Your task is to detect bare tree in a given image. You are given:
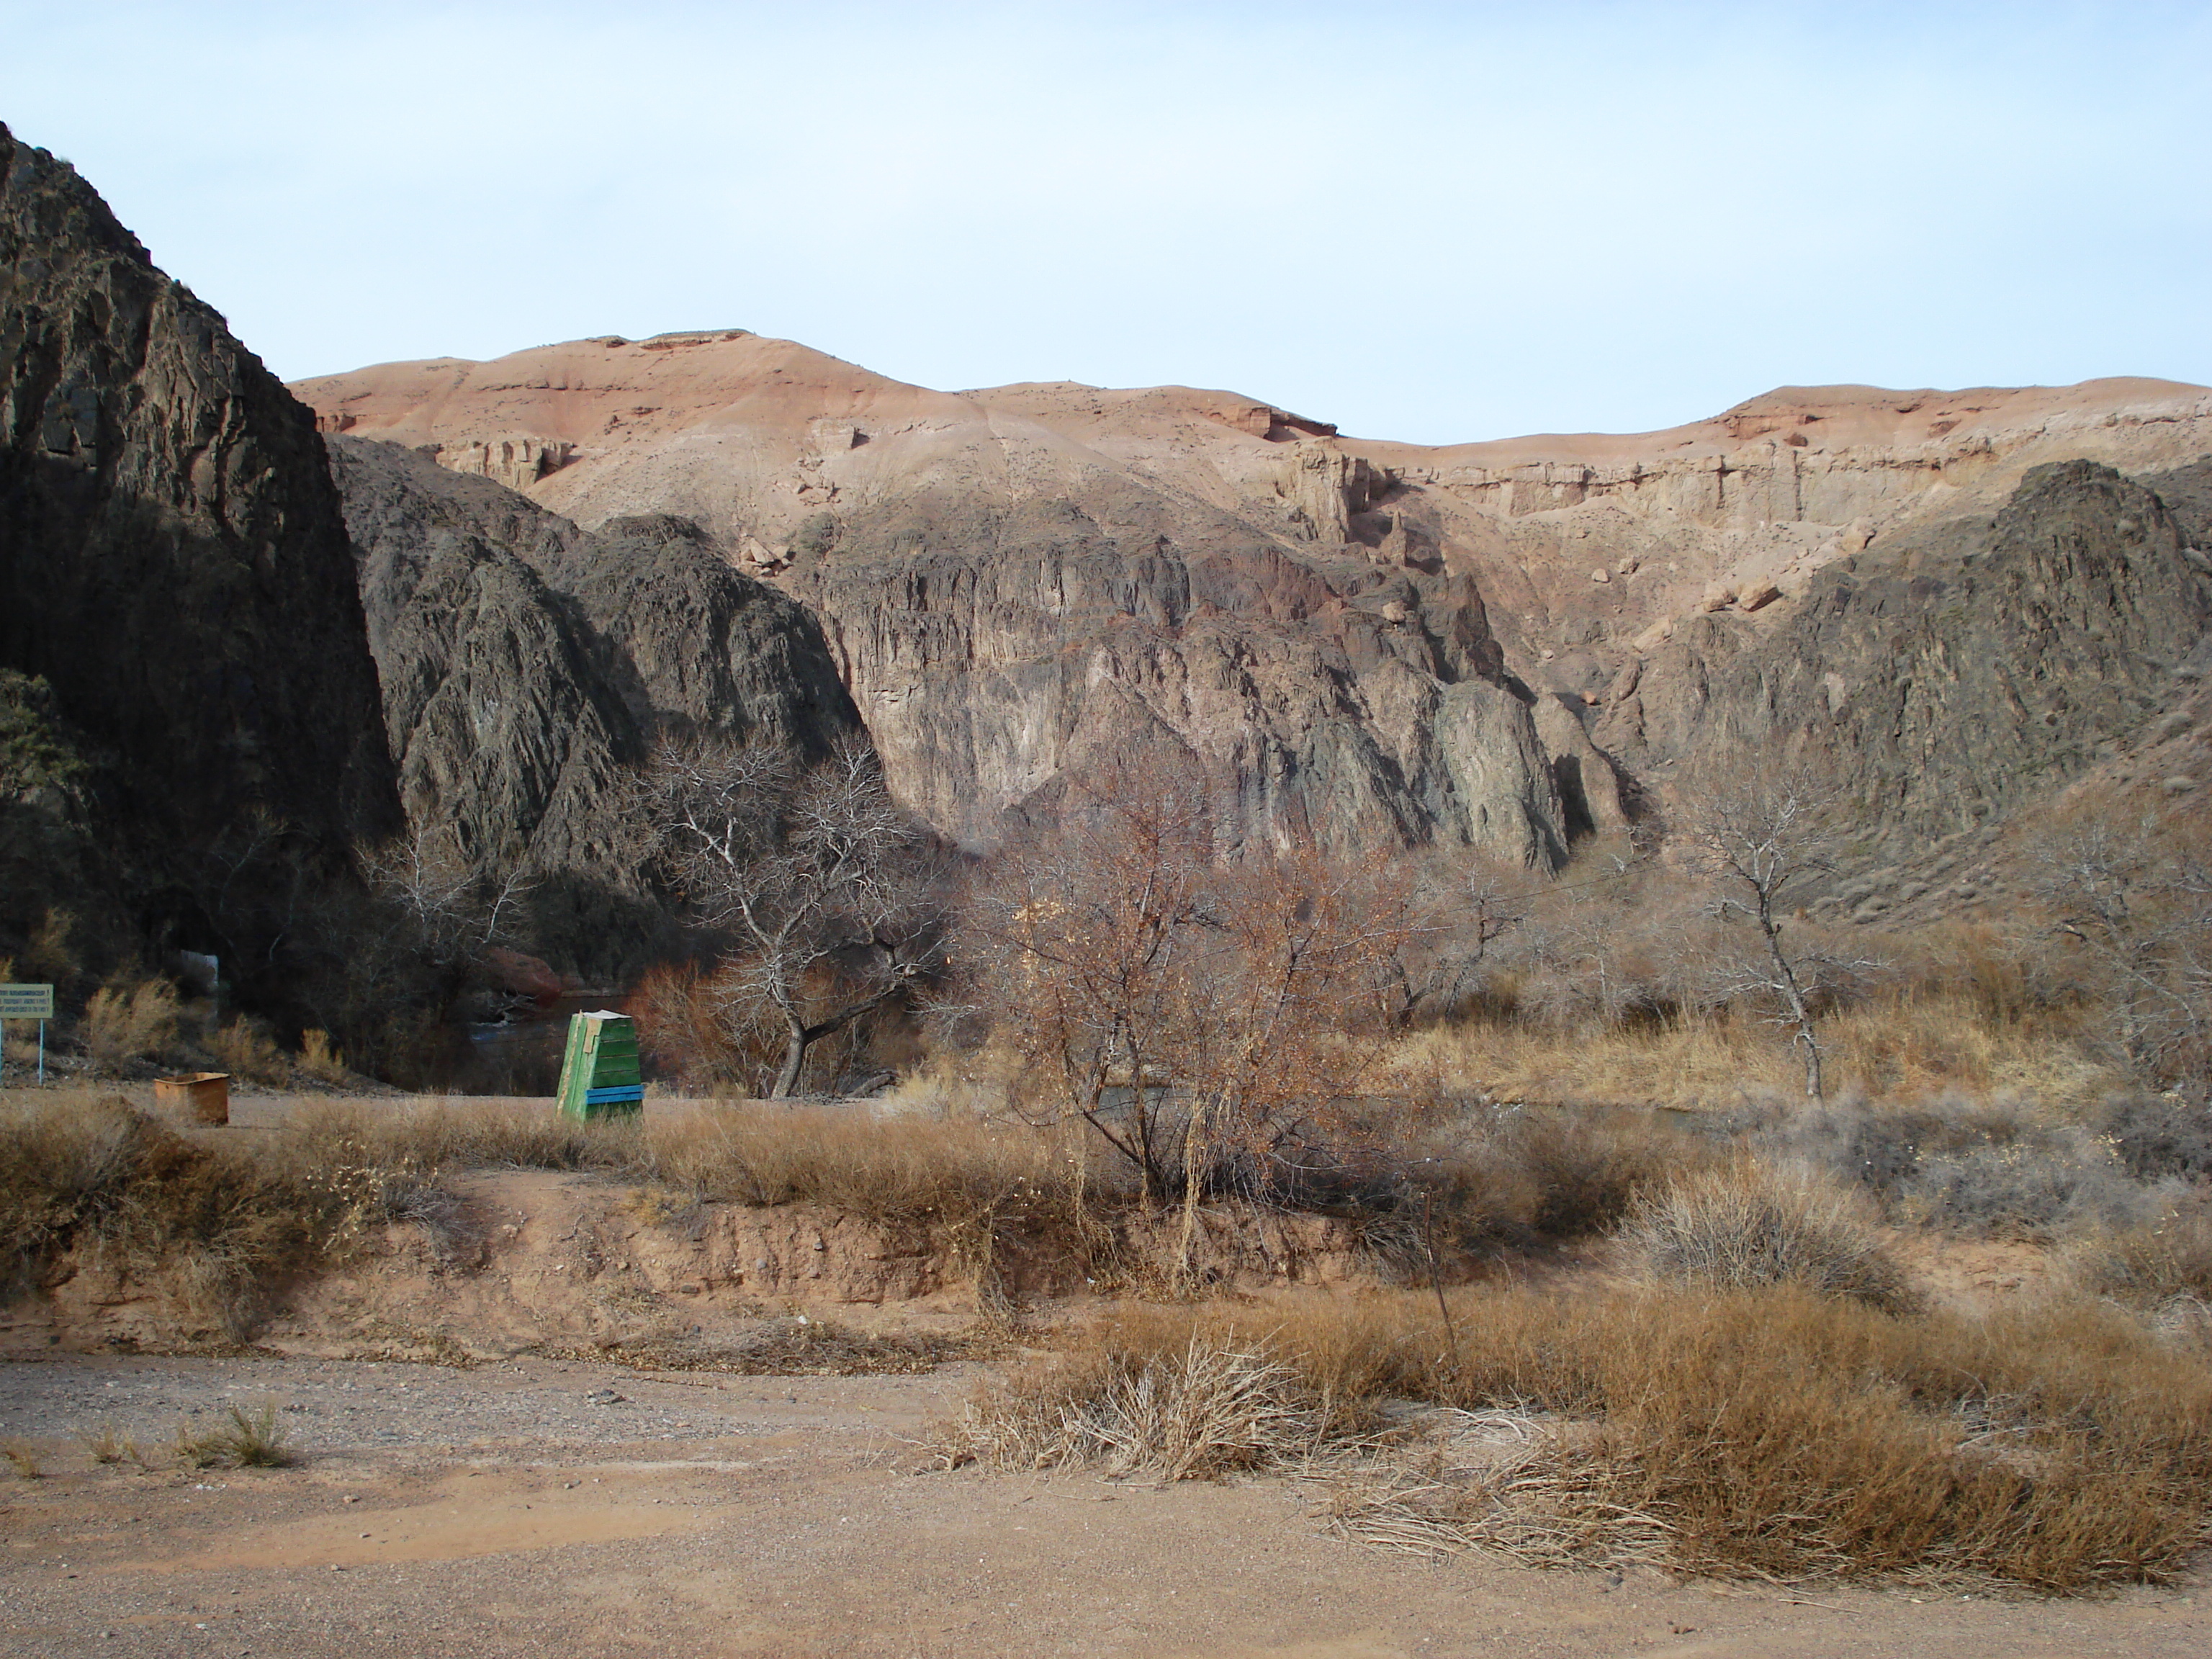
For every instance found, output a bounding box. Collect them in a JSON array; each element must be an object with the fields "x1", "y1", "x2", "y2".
[
  {"x1": 2031, "y1": 811, "x2": 2212, "y2": 1084},
  {"x1": 1166, "y1": 841, "x2": 1419, "y2": 1274},
  {"x1": 643, "y1": 734, "x2": 941, "y2": 1098},
  {"x1": 1683, "y1": 776, "x2": 1858, "y2": 1102},
  {"x1": 358, "y1": 822, "x2": 536, "y2": 972},
  {"x1": 961, "y1": 750, "x2": 1219, "y2": 1197},
  {"x1": 1382, "y1": 856, "x2": 1524, "y2": 1024},
  {"x1": 962, "y1": 750, "x2": 1420, "y2": 1272}
]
